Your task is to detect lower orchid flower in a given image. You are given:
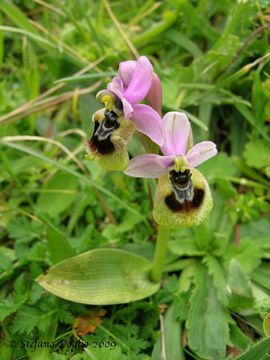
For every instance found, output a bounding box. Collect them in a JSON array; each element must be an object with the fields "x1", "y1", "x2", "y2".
[
  {"x1": 125, "y1": 112, "x2": 217, "y2": 227},
  {"x1": 87, "y1": 56, "x2": 164, "y2": 171}
]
